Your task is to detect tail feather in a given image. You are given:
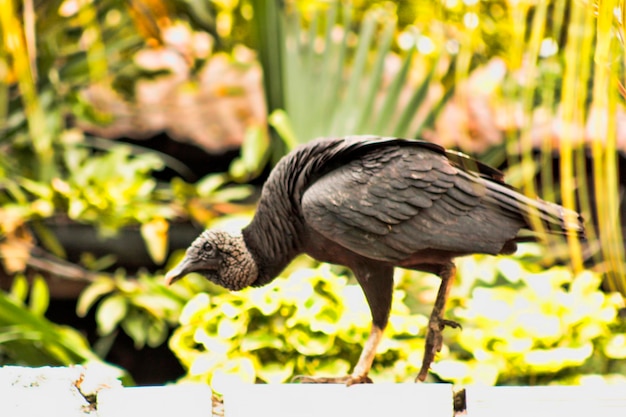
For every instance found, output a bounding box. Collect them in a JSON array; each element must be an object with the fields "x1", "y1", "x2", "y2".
[{"x1": 483, "y1": 180, "x2": 586, "y2": 240}]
